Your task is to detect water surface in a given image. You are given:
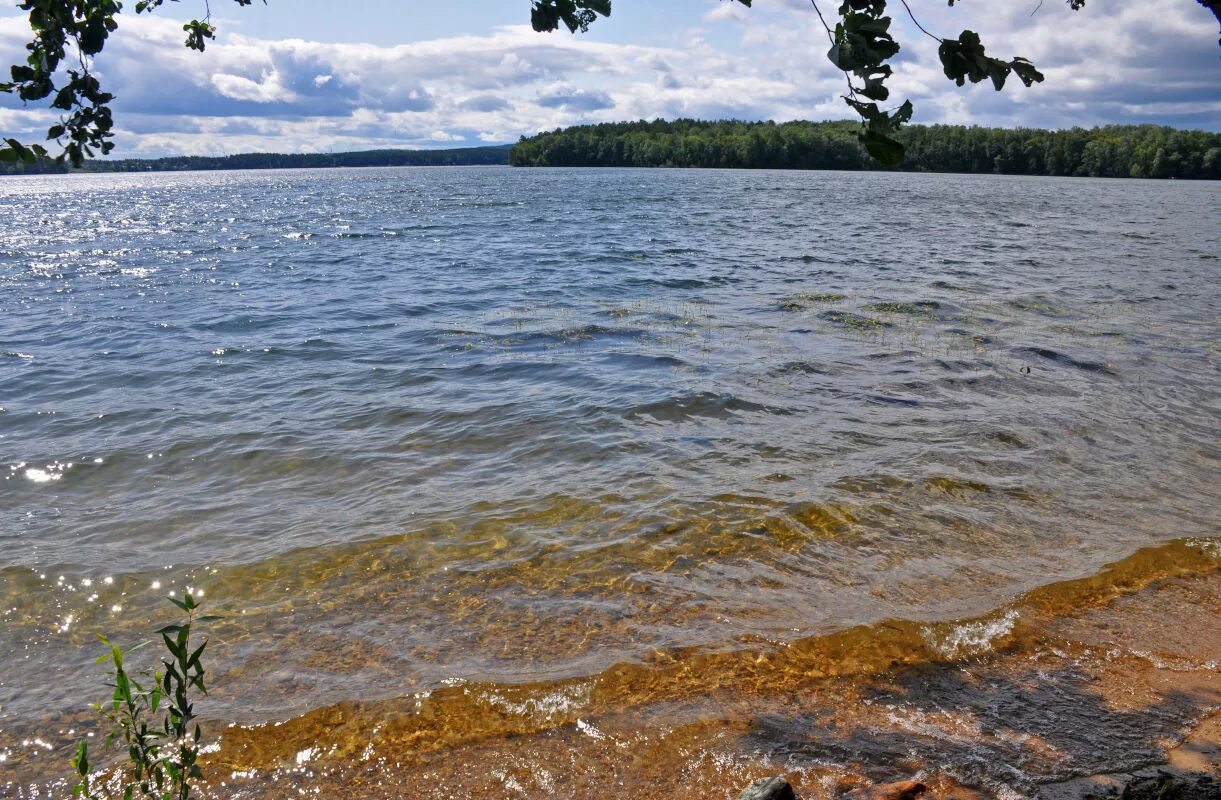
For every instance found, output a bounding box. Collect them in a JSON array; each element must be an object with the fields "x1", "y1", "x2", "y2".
[{"x1": 0, "y1": 167, "x2": 1218, "y2": 796}]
